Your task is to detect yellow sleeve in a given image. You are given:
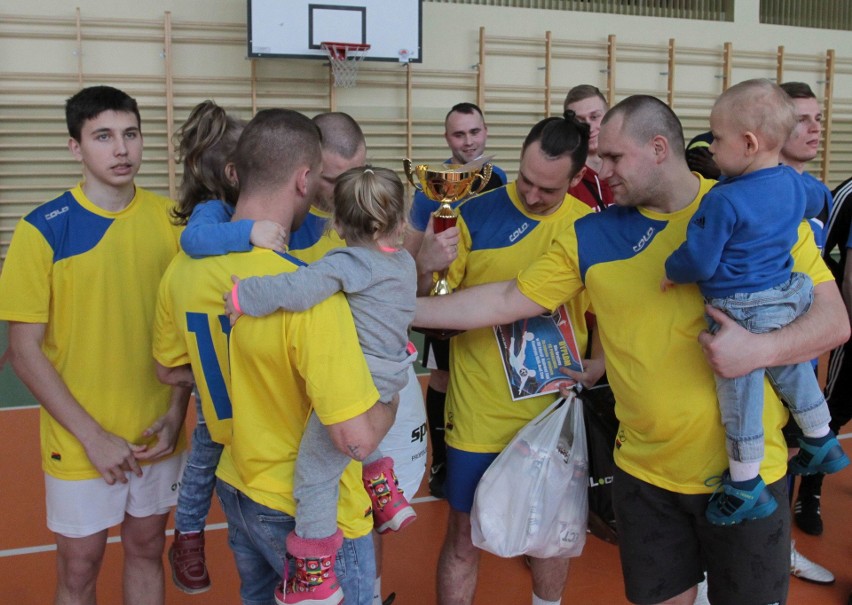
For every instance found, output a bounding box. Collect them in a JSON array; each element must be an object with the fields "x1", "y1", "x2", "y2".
[
  {"x1": 516, "y1": 228, "x2": 585, "y2": 312},
  {"x1": 0, "y1": 220, "x2": 53, "y2": 323},
  {"x1": 152, "y1": 258, "x2": 190, "y2": 368}
]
